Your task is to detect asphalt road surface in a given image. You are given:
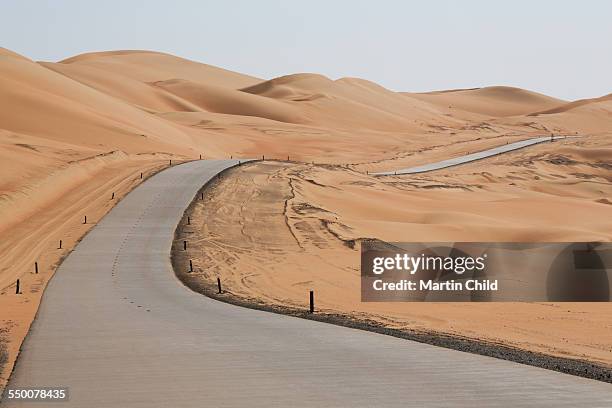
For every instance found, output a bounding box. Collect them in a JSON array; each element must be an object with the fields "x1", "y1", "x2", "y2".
[
  {"x1": 374, "y1": 136, "x2": 567, "y2": 175},
  {"x1": 5, "y1": 159, "x2": 612, "y2": 407}
]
